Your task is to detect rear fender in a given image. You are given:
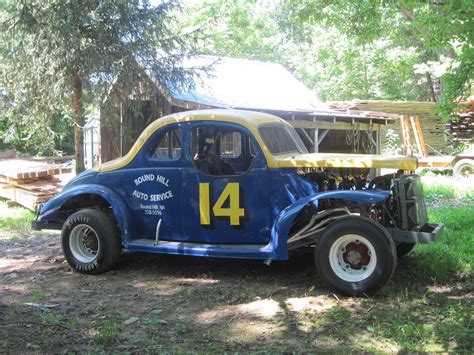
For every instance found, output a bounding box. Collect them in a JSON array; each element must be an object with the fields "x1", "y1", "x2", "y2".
[
  {"x1": 37, "y1": 184, "x2": 135, "y2": 245},
  {"x1": 270, "y1": 190, "x2": 390, "y2": 259}
]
